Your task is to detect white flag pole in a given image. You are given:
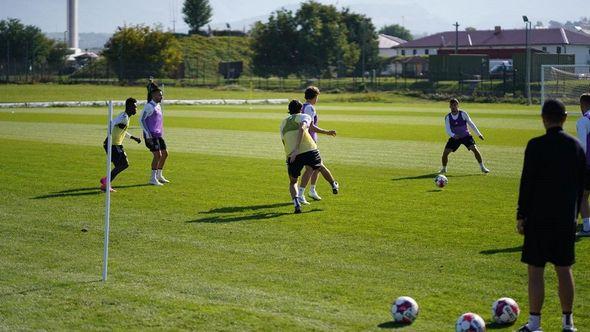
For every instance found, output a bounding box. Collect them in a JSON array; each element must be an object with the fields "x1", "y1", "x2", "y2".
[{"x1": 102, "y1": 100, "x2": 113, "y2": 282}]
